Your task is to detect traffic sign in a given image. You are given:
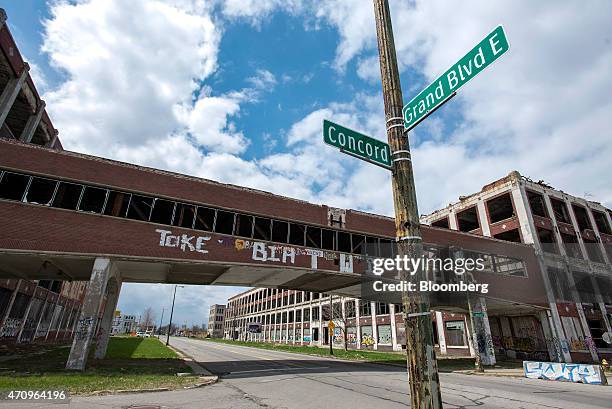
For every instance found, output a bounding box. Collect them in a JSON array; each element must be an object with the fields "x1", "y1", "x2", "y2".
[
  {"x1": 472, "y1": 311, "x2": 485, "y2": 318},
  {"x1": 403, "y1": 25, "x2": 509, "y2": 131},
  {"x1": 328, "y1": 320, "x2": 335, "y2": 331},
  {"x1": 323, "y1": 119, "x2": 392, "y2": 170}
]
